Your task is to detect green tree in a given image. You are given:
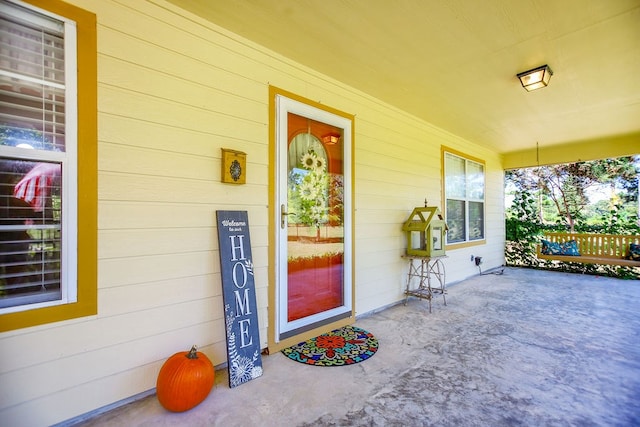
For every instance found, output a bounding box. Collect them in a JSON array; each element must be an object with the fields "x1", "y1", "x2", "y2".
[
  {"x1": 506, "y1": 156, "x2": 638, "y2": 232},
  {"x1": 505, "y1": 191, "x2": 541, "y2": 241},
  {"x1": 505, "y1": 156, "x2": 639, "y2": 278},
  {"x1": 505, "y1": 190, "x2": 544, "y2": 266}
]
